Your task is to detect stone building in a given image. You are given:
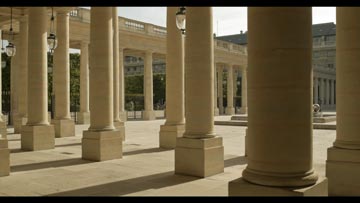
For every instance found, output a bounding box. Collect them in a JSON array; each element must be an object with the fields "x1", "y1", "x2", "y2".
[{"x1": 217, "y1": 22, "x2": 336, "y2": 110}]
